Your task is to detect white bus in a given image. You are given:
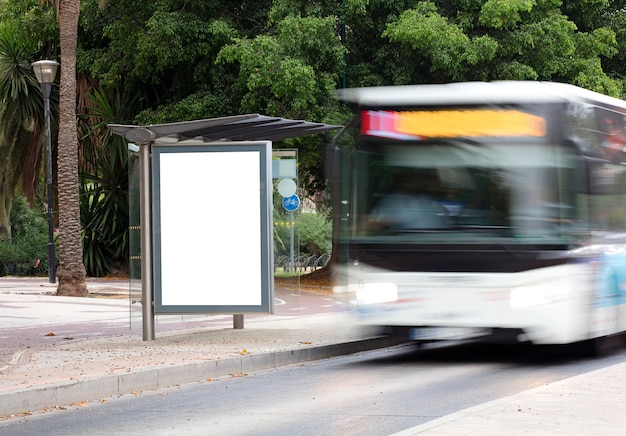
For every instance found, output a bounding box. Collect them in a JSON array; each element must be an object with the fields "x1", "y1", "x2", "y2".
[{"x1": 330, "y1": 81, "x2": 626, "y2": 349}]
